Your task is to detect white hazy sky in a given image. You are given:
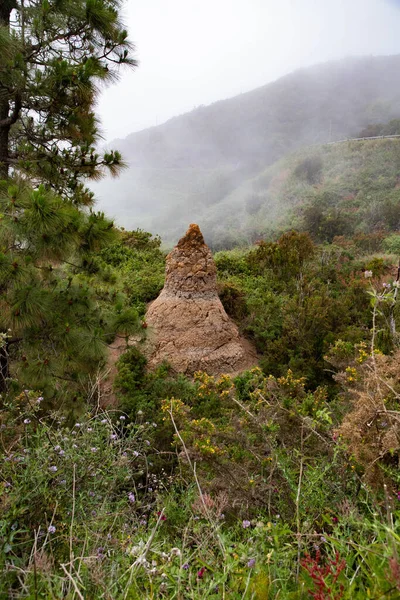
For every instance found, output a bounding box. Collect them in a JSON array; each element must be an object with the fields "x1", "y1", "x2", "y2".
[{"x1": 97, "y1": 0, "x2": 400, "y2": 141}]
